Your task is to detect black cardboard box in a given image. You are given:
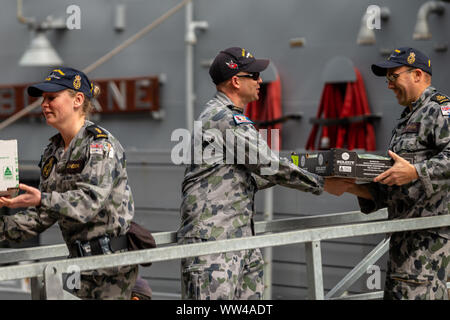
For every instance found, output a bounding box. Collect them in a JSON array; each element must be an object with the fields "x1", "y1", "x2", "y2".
[{"x1": 291, "y1": 148, "x2": 415, "y2": 181}]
